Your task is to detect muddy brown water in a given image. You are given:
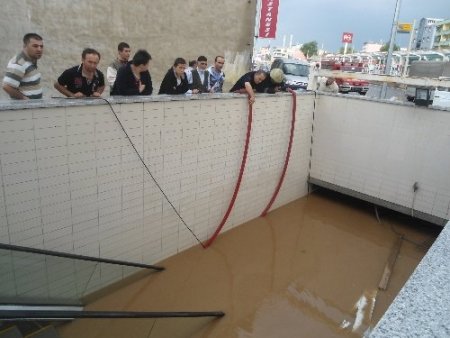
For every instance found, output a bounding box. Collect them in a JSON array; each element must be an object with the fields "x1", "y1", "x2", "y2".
[{"x1": 58, "y1": 190, "x2": 439, "y2": 338}]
